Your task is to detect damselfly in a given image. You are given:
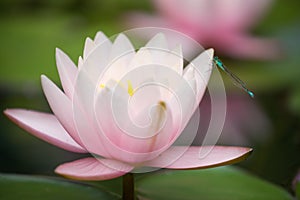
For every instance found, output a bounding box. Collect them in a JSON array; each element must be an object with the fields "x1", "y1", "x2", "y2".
[{"x1": 213, "y1": 56, "x2": 254, "y2": 98}]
